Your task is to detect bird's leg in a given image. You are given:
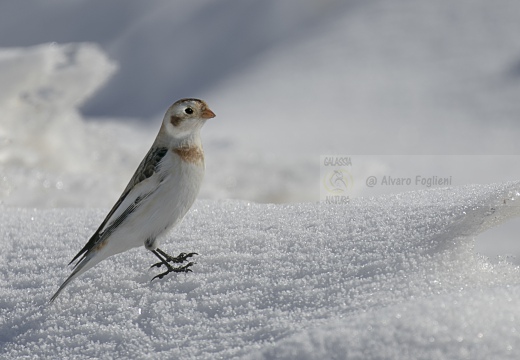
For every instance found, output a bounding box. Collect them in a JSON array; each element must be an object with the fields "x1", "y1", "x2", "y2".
[{"x1": 150, "y1": 249, "x2": 197, "y2": 281}]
